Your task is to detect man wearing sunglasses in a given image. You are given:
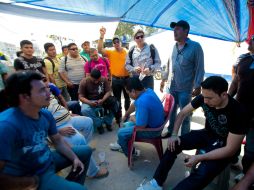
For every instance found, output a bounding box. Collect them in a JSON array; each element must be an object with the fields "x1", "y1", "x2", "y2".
[
  {"x1": 125, "y1": 29, "x2": 161, "y2": 90},
  {"x1": 98, "y1": 27, "x2": 130, "y2": 125},
  {"x1": 229, "y1": 35, "x2": 254, "y2": 190},
  {"x1": 59, "y1": 43, "x2": 86, "y2": 101}
]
